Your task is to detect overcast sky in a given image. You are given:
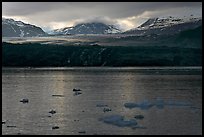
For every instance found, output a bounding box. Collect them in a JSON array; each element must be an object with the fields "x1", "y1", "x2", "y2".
[{"x1": 2, "y1": 2, "x2": 202, "y2": 32}]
